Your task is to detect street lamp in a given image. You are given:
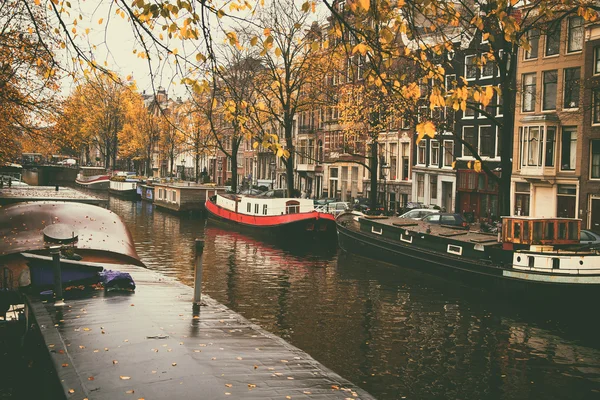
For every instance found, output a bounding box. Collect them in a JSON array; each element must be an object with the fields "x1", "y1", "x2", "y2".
[
  {"x1": 269, "y1": 161, "x2": 276, "y2": 189},
  {"x1": 381, "y1": 163, "x2": 390, "y2": 214}
]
